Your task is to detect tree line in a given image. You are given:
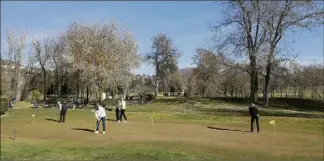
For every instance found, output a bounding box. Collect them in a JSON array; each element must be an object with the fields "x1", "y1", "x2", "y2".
[{"x1": 1, "y1": 1, "x2": 323, "y2": 107}]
